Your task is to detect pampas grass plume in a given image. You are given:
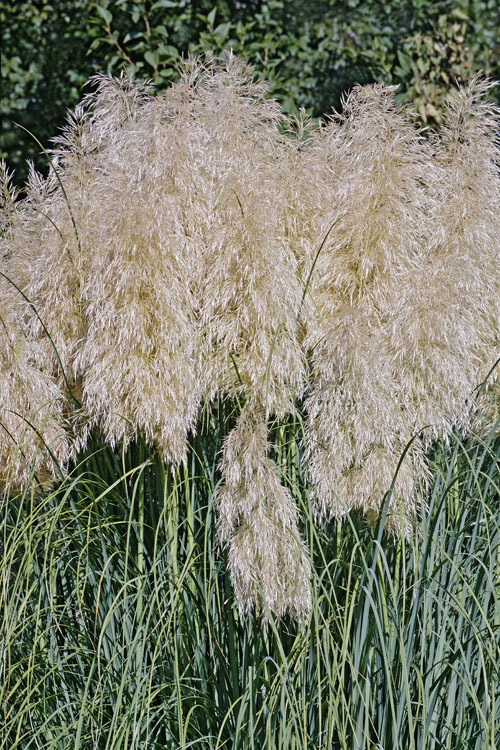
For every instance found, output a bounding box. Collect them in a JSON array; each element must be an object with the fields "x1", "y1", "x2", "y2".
[
  {"x1": 1, "y1": 57, "x2": 499, "y2": 617},
  {"x1": 1, "y1": 164, "x2": 70, "y2": 488}
]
